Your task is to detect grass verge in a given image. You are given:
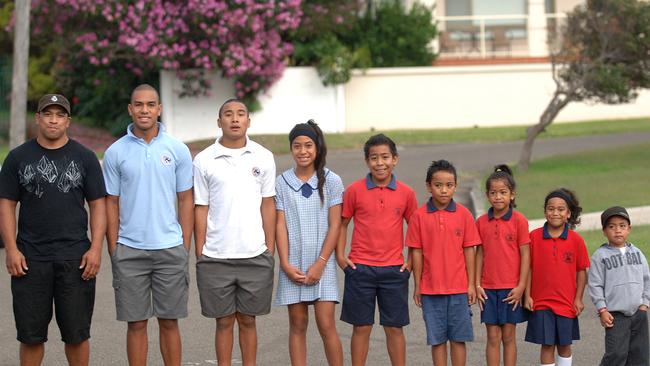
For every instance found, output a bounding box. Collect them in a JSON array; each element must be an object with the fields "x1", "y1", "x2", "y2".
[
  {"x1": 510, "y1": 141, "x2": 650, "y2": 220},
  {"x1": 189, "y1": 117, "x2": 650, "y2": 155}
]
